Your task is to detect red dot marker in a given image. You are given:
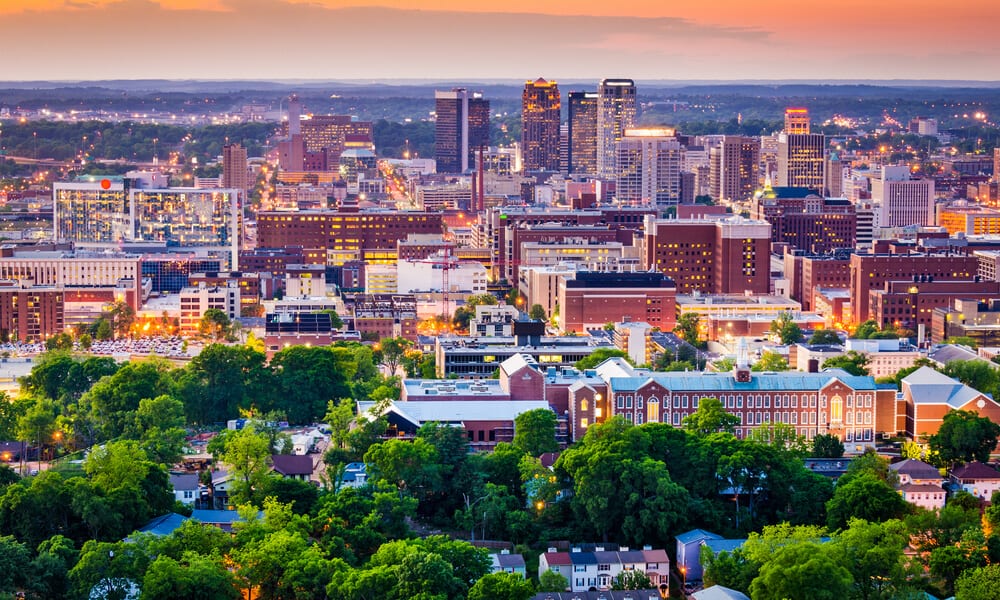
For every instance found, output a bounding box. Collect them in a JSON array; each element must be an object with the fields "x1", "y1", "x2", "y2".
[{"x1": 100, "y1": 179, "x2": 111, "y2": 190}]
